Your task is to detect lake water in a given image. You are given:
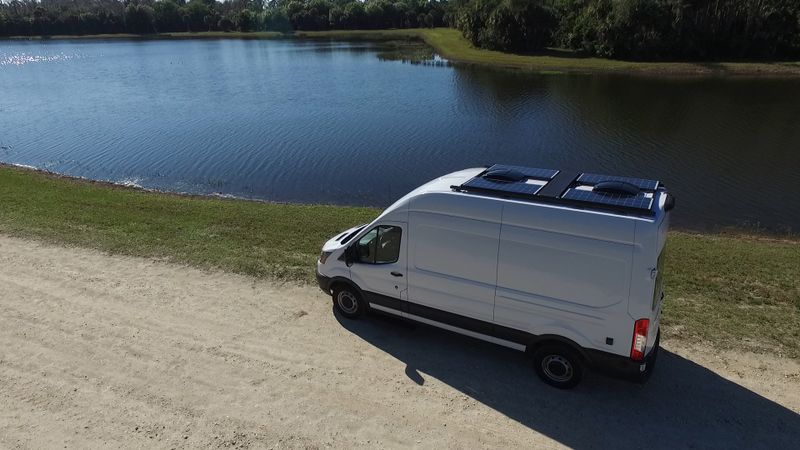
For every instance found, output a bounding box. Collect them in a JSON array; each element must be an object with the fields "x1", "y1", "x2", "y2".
[{"x1": 2, "y1": 38, "x2": 799, "y2": 232}]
